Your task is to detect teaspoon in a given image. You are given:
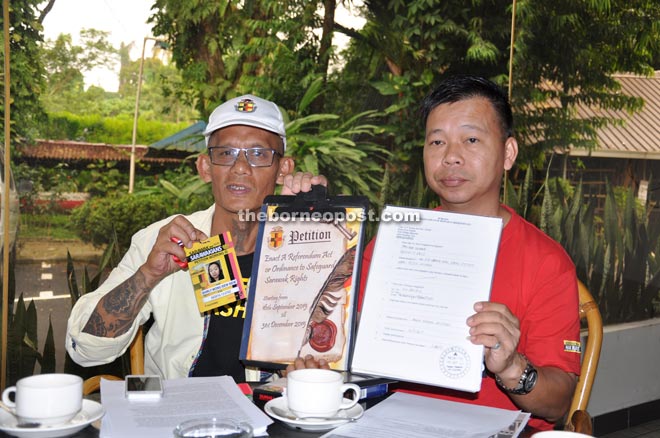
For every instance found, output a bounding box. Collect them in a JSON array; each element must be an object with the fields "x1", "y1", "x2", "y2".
[{"x1": 270, "y1": 406, "x2": 357, "y2": 423}]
